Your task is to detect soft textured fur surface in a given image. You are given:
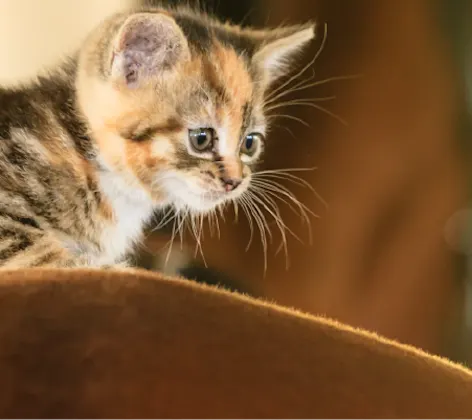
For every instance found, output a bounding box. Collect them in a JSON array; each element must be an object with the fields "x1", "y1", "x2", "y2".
[
  {"x1": 0, "y1": 5, "x2": 313, "y2": 269},
  {"x1": 0, "y1": 268, "x2": 471, "y2": 418}
]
